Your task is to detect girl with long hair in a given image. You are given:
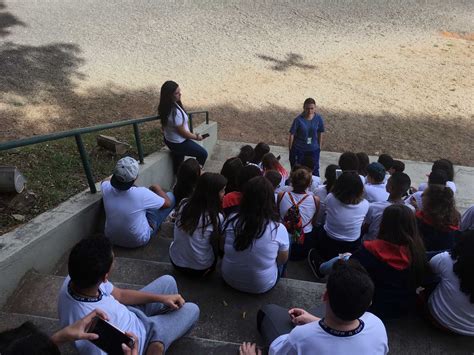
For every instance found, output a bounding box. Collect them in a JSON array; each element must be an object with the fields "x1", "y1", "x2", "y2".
[
  {"x1": 427, "y1": 230, "x2": 474, "y2": 335},
  {"x1": 158, "y1": 80, "x2": 208, "y2": 173},
  {"x1": 220, "y1": 157, "x2": 243, "y2": 194},
  {"x1": 173, "y1": 158, "x2": 201, "y2": 208},
  {"x1": 221, "y1": 176, "x2": 289, "y2": 293},
  {"x1": 318, "y1": 204, "x2": 428, "y2": 319},
  {"x1": 417, "y1": 184, "x2": 460, "y2": 253},
  {"x1": 169, "y1": 173, "x2": 227, "y2": 277},
  {"x1": 262, "y1": 153, "x2": 289, "y2": 186}
]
